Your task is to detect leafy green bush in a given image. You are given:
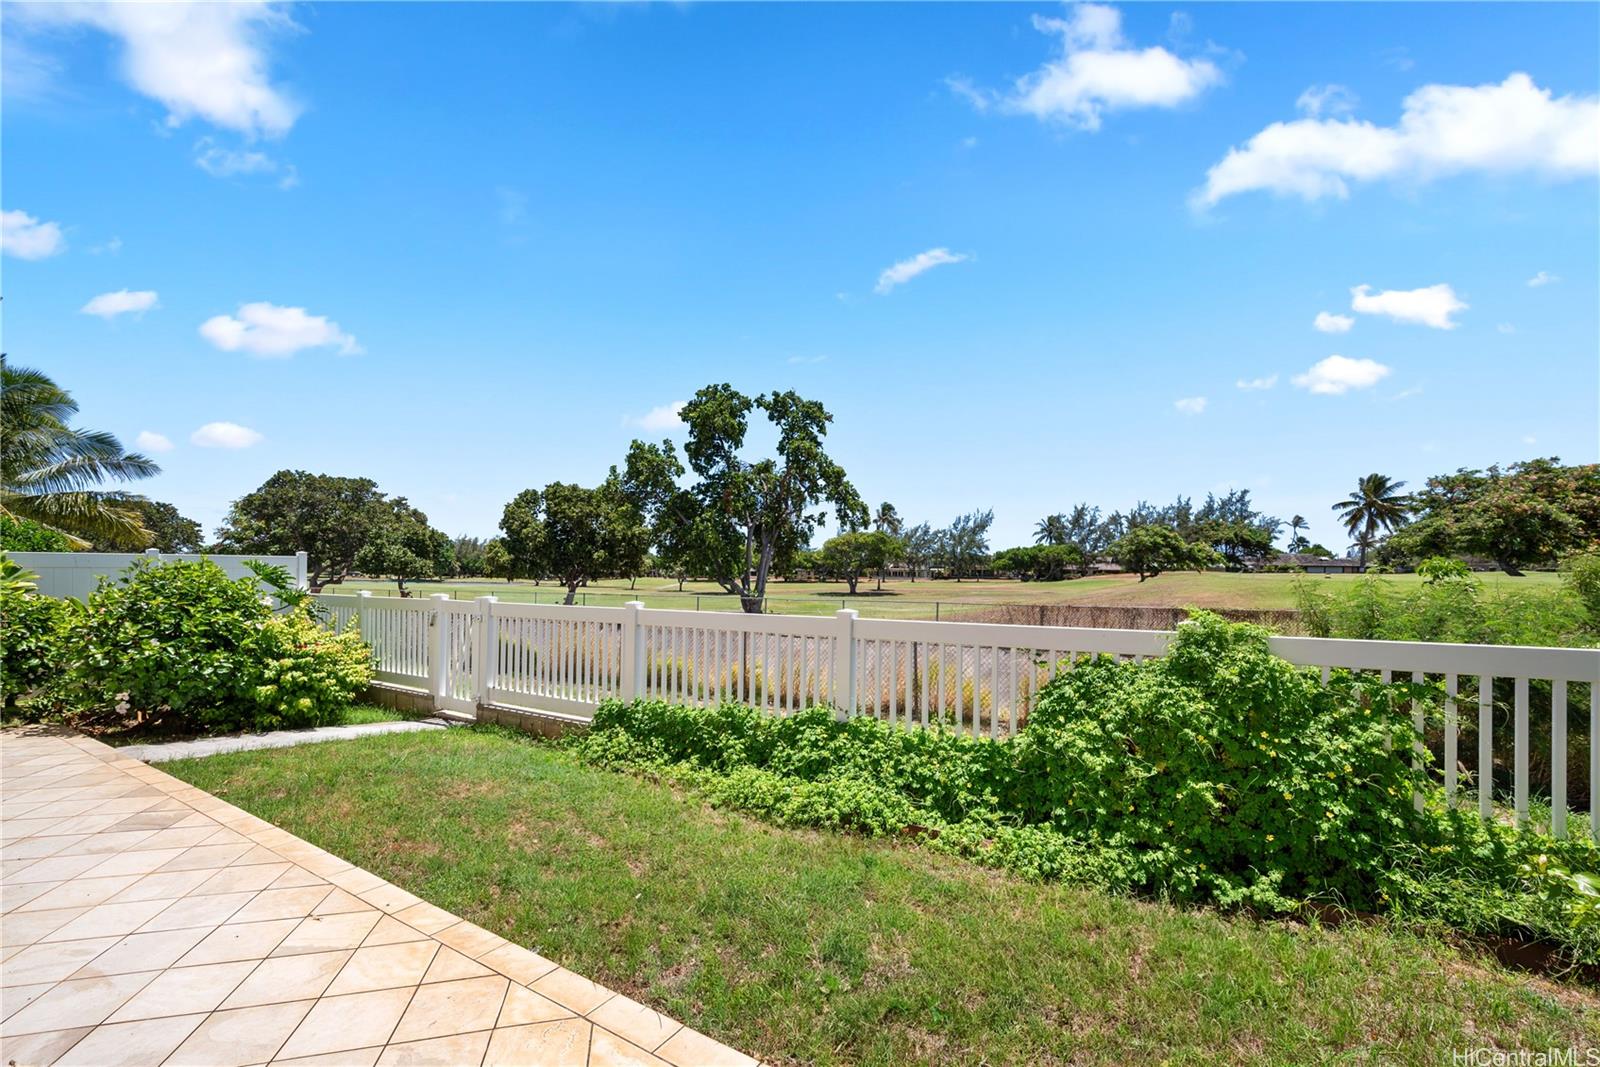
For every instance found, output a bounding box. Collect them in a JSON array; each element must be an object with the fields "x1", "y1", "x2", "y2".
[
  {"x1": 0, "y1": 516, "x2": 71, "y2": 552},
  {"x1": 1415, "y1": 556, "x2": 1470, "y2": 583},
  {"x1": 579, "y1": 613, "x2": 1600, "y2": 960},
  {"x1": 63, "y1": 558, "x2": 372, "y2": 733},
  {"x1": 0, "y1": 557, "x2": 69, "y2": 708},
  {"x1": 1562, "y1": 552, "x2": 1600, "y2": 633},
  {"x1": 1292, "y1": 574, "x2": 1591, "y2": 647}
]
